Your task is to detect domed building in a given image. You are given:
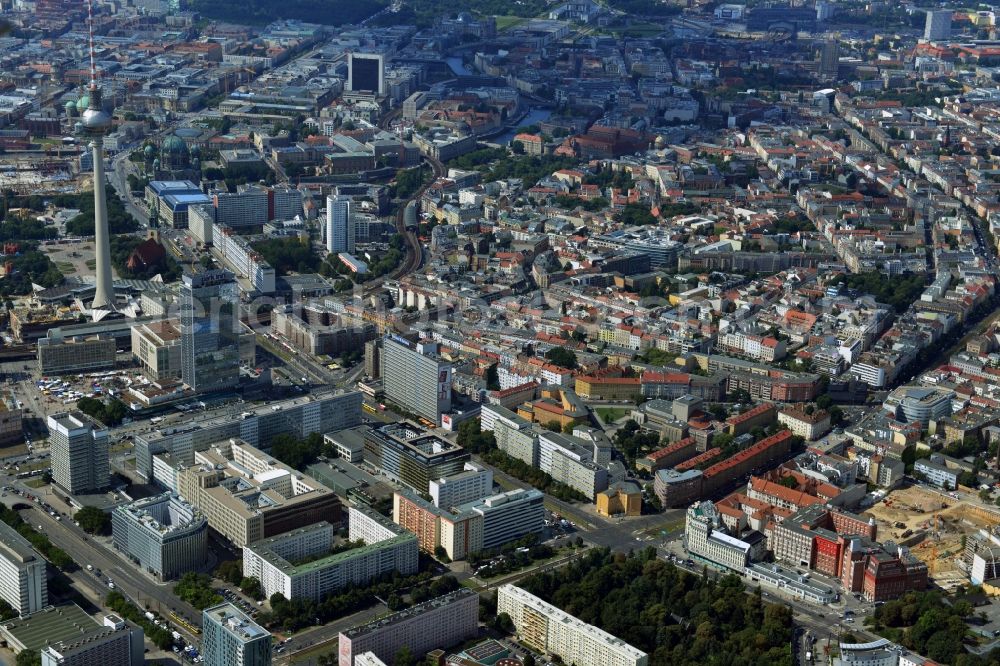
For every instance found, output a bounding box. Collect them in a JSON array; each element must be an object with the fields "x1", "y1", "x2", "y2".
[
  {"x1": 161, "y1": 135, "x2": 190, "y2": 171},
  {"x1": 147, "y1": 133, "x2": 199, "y2": 181}
]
